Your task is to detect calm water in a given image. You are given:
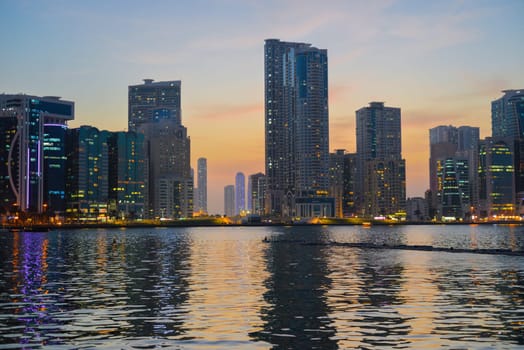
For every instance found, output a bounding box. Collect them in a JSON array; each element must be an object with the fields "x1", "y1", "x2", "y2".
[{"x1": 0, "y1": 225, "x2": 524, "y2": 349}]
